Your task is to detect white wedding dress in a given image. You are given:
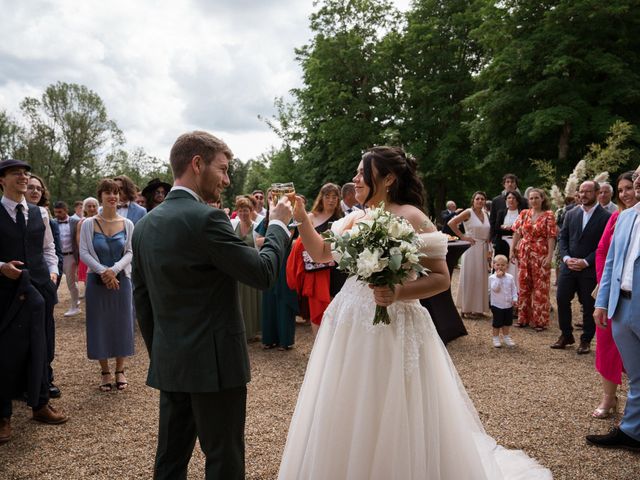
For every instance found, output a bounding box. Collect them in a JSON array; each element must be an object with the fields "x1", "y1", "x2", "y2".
[{"x1": 278, "y1": 215, "x2": 552, "y2": 480}]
